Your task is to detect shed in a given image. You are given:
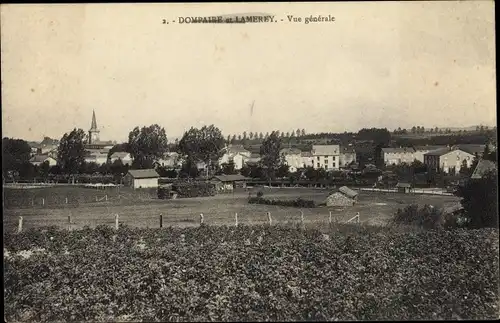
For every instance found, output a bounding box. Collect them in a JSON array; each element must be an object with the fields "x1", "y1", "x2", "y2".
[
  {"x1": 211, "y1": 174, "x2": 249, "y2": 191},
  {"x1": 396, "y1": 182, "x2": 412, "y2": 193},
  {"x1": 124, "y1": 169, "x2": 160, "y2": 189},
  {"x1": 338, "y1": 186, "x2": 358, "y2": 200}
]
